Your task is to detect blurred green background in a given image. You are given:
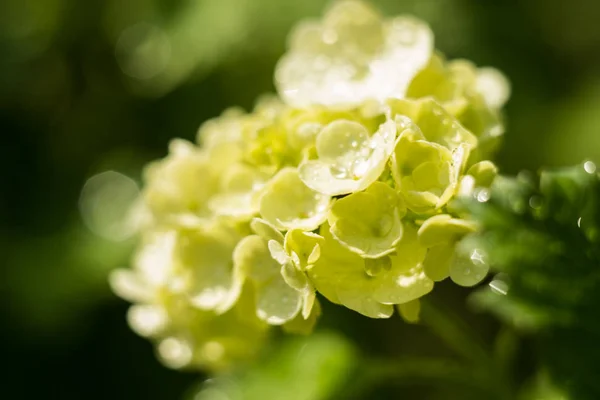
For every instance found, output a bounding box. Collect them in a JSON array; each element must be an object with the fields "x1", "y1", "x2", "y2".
[{"x1": 2, "y1": 0, "x2": 600, "y2": 398}]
